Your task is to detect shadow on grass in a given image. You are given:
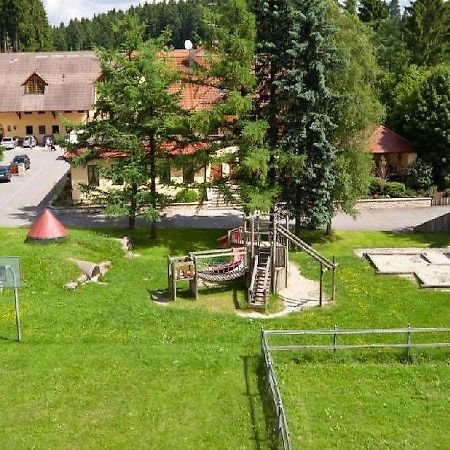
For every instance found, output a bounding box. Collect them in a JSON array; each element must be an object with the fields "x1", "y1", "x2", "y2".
[
  {"x1": 243, "y1": 354, "x2": 279, "y2": 450},
  {"x1": 88, "y1": 227, "x2": 226, "y2": 257}
]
